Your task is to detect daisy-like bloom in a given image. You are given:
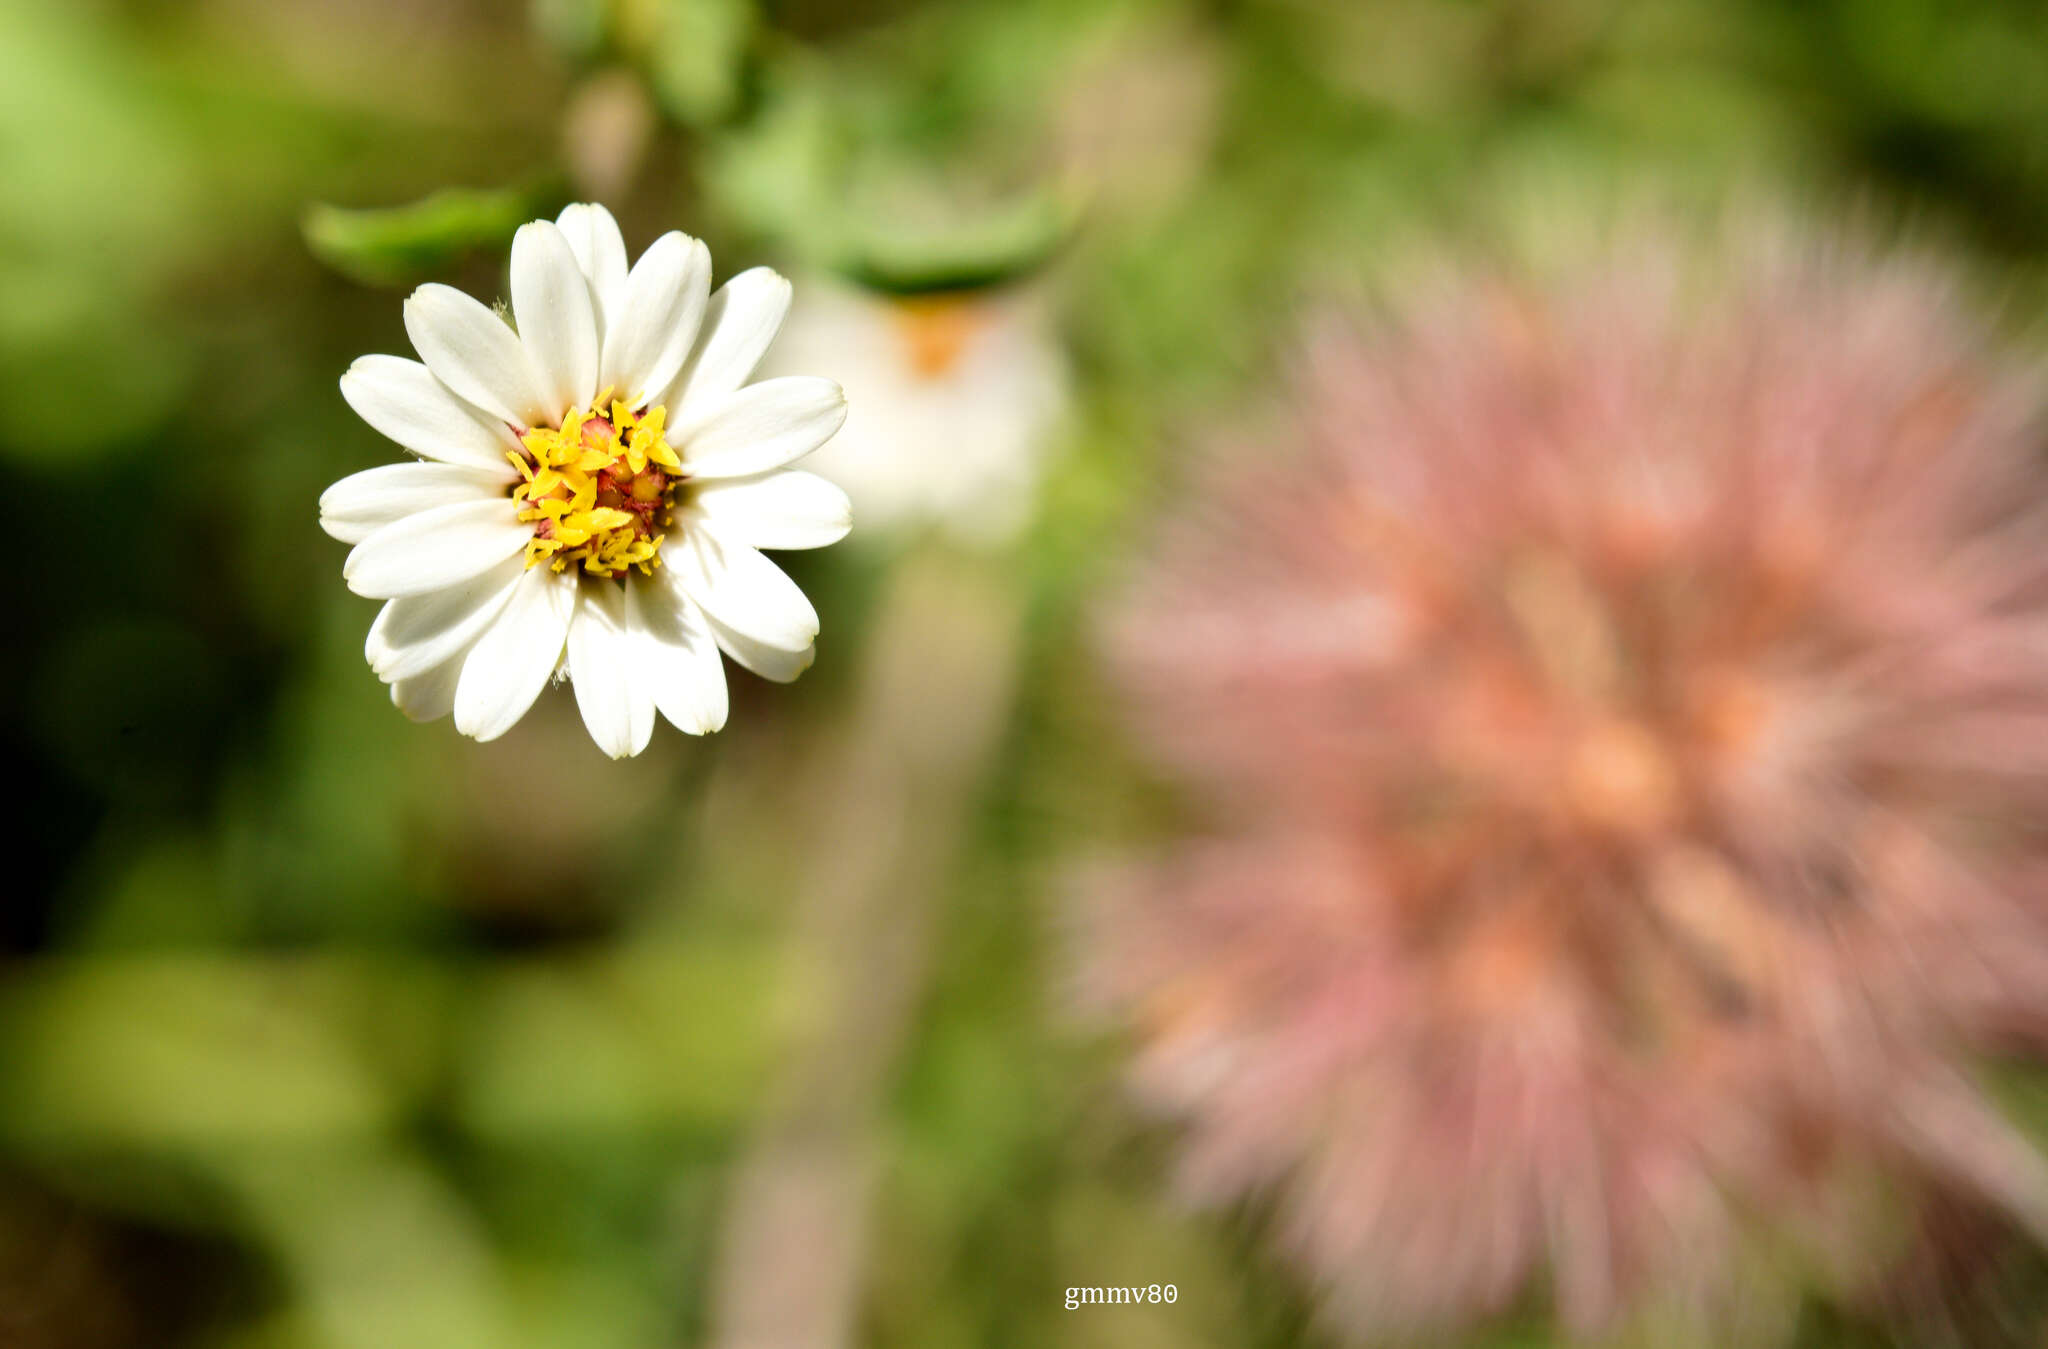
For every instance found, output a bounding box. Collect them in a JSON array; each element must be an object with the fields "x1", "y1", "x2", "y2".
[
  {"x1": 320, "y1": 203, "x2": 849, "y2": 756},
  {"x1": 1083, "y1": 223, "x2": 2048, "y2": 1342},
  {"x1": 766, "y1": 277, "x2": 1066, "y2": 547}
]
